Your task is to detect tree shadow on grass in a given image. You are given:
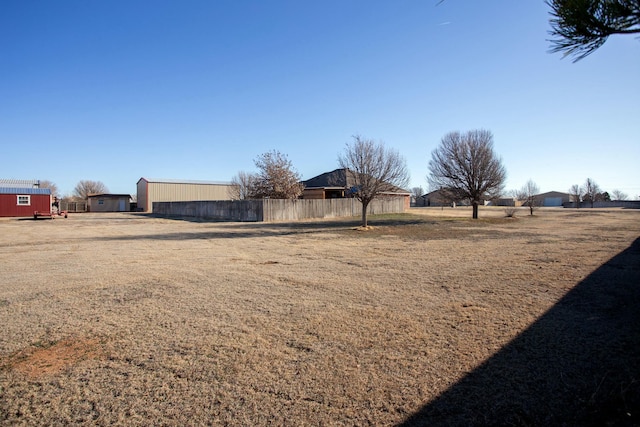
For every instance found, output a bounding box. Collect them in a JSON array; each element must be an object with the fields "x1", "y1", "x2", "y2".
[
  {"x1": 91, "y1": 214, "x2": 433, "y2": 241},
  {"x1": 400, "y1": 238, "x2": 640, "y2": 427},
  {"x1": 148, "y1": 213, "x2": 429, "y2": 228},
  {"x1": 88, "y1": 214, "x2": 433, "y2": 241}
]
